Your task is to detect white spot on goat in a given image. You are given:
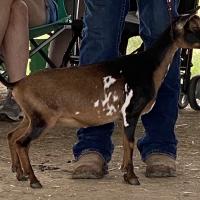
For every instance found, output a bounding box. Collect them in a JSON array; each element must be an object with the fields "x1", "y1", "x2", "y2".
[
  {"x1": 102, "y1": 92, "x2": 112, "y2": 107},
  {"x1": 94, "y1": 100, "x2": 100, "y2": 108},
  {"x1": 164, "y1": 64, "x2": 171, "y2": 79},
  {"x1": 167, "y1": 64, "x2": 171, "y2": 72},
  {"x1": 113, "y1": 95, "x2": 119, "y2": 102},
  {"x1": 101, "y1": 91, "x2": 118, "y2": 116},
  {"x1": 106, "y1": 104, "x2": 117, "y2": 116},
  {"x1": 121, "y1": 89, "x2": 133, "y2": 127},
  {"x1": 103, "y1": 76, "x2": 116, "y2": 90},
  {"x1": 125, "y1": 83, "x2": 128, "y2": 92},
  {"x1": 75, "y1": 112, "x2": 80, "y2": 115},
  {"x1": 149, "y1": 101, "x2": 156, "y2": 112}
]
